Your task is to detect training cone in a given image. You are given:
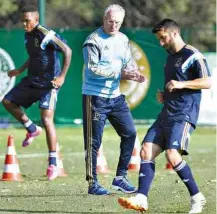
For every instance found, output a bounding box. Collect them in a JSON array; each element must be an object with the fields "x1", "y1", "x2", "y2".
[
  {"x1": 1, "y1": 135, "x2": 23, "y2": 182},
  {"x1": 56, "y1": 142, "x2": 68, "y2": 177},
  {"x1": 128, "y1": 136, "x2": 141, "y2": 171},
  {"x1": 165, "y1": 162, "x2": 173, "y2": 170},
  {"x1": 96, "y1": 144, "x2": 110, "y2": 174}
]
